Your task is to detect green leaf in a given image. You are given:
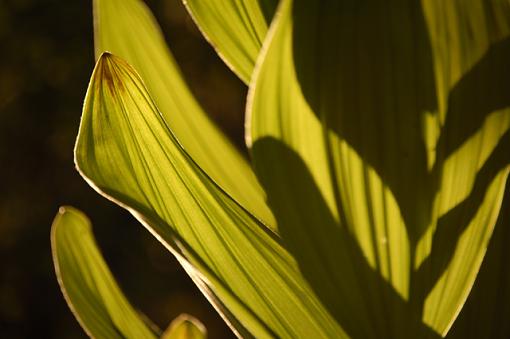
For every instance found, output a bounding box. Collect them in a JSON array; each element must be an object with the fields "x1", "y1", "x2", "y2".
[
  {"x1": 247, "y1": 0, "x2": 510, "y2": 337},
  {"x1": 51, "y1": 206, "x2": 158, "y2": 339},
  {"x1": 182, "y1": 0, "x2": 277, "y2": 83},
  {"x1": 161, "y1": 314, "x2": 206, "y2": 339},
  {"x1": 75, "y1": 52, "x2": 345, "y2": 338},
  {"x1": 417, "y1": 4, "x2": 510, "y2": 333},
  {"x1": 93, "y1": 0, "x2": 274, "y2": 228},
  {"x1": 447, "y1": 181, "x2": 510, "y2": 339}
]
